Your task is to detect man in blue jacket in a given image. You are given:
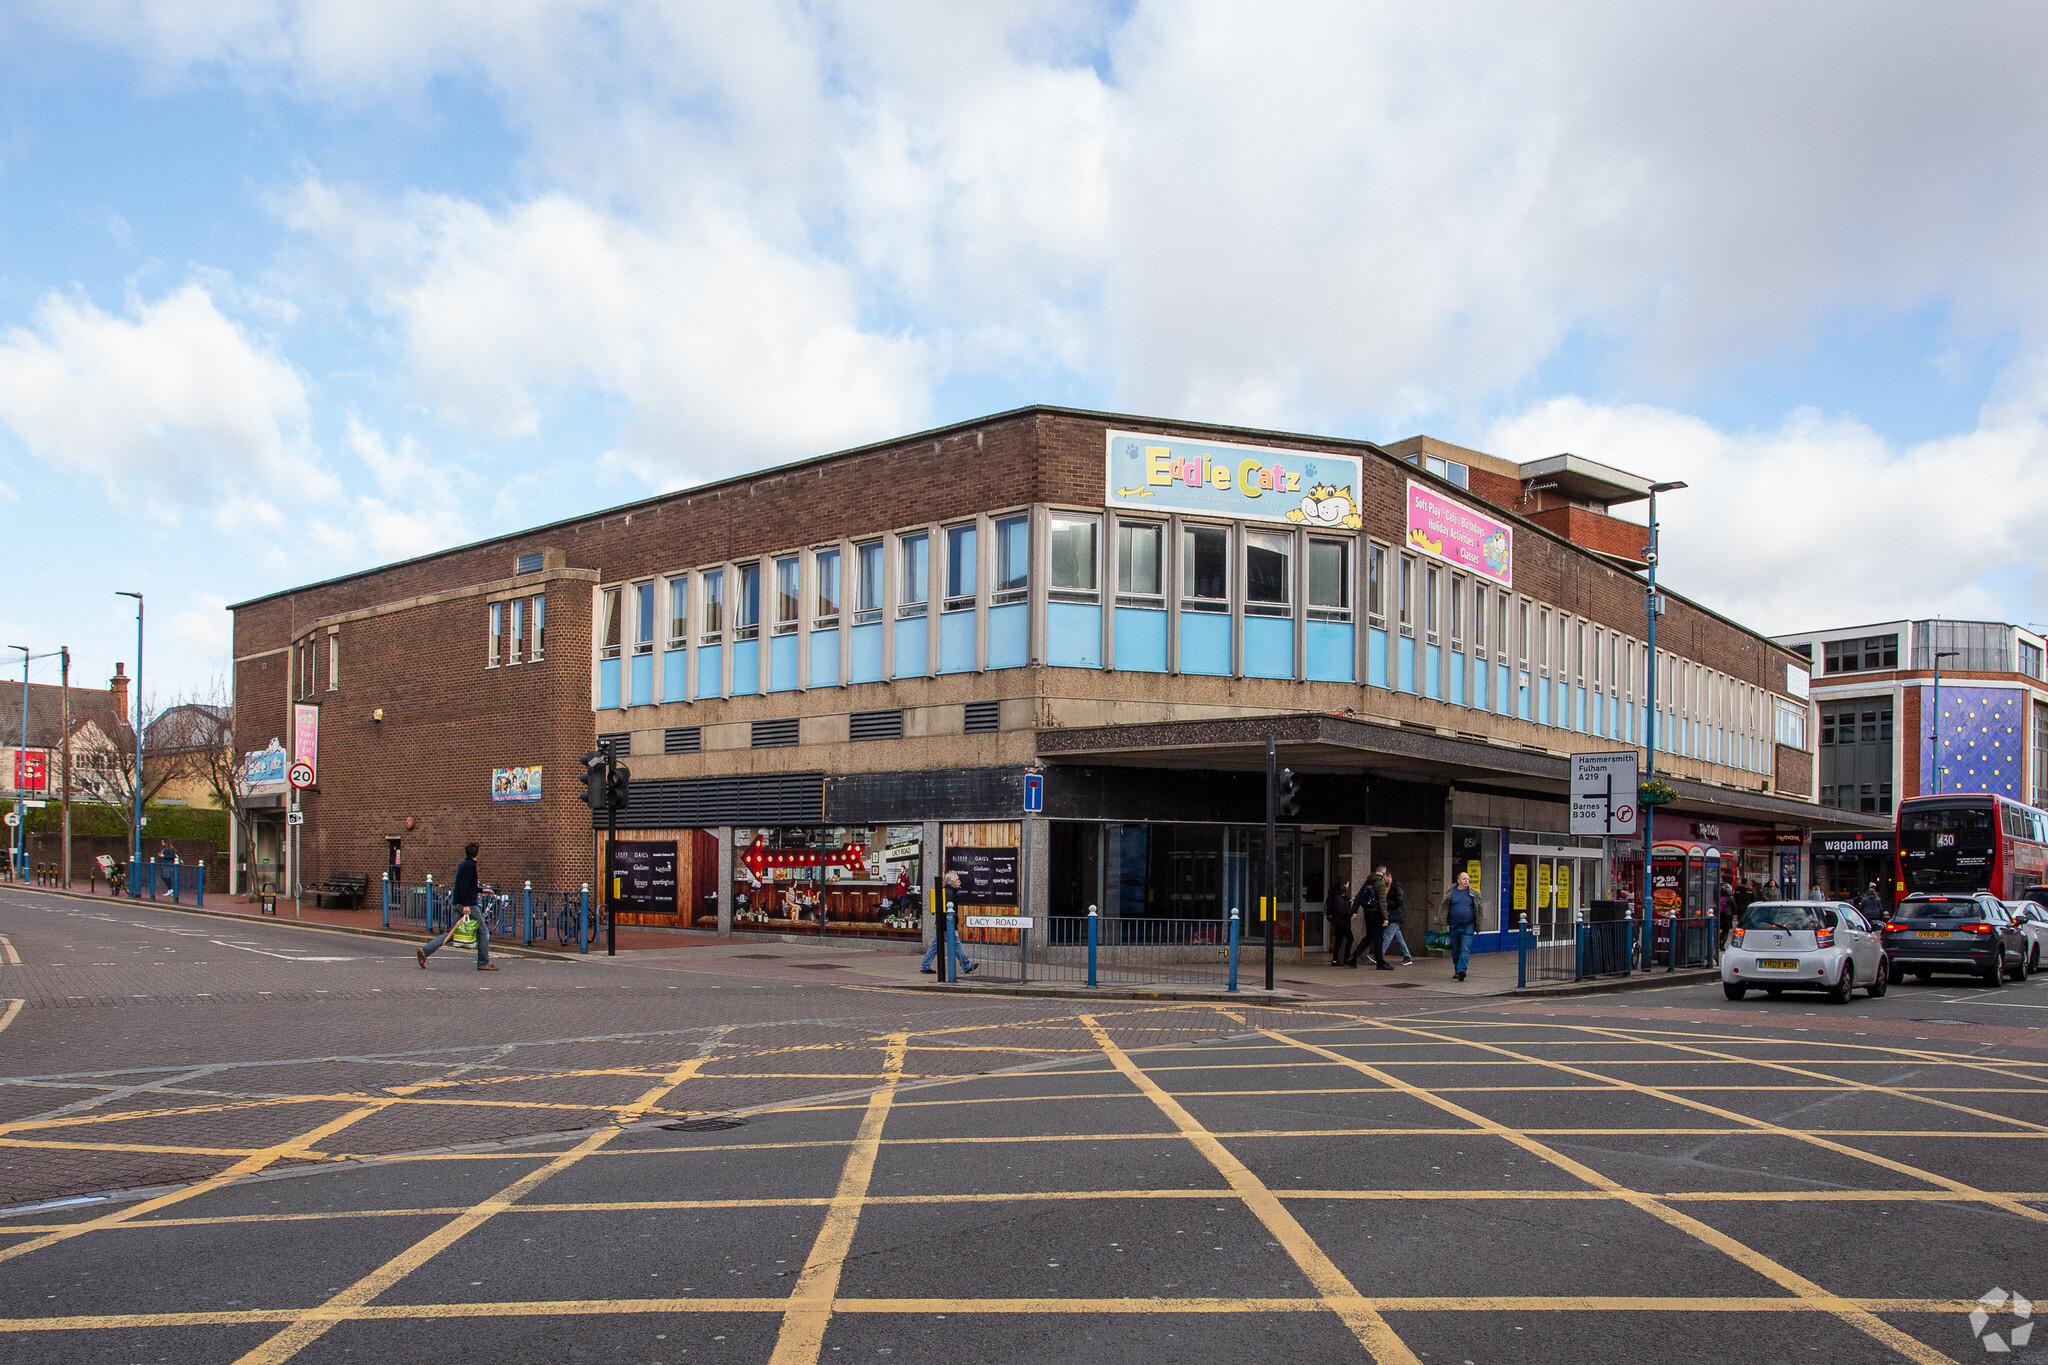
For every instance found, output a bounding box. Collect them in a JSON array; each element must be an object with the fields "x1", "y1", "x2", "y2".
[
  {"x1": 418, "y1": 843, "x2": 497, "y2": 970},
  {"x1": 1443, "y1": 870, "x2": 1482, "y2": 981}
]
